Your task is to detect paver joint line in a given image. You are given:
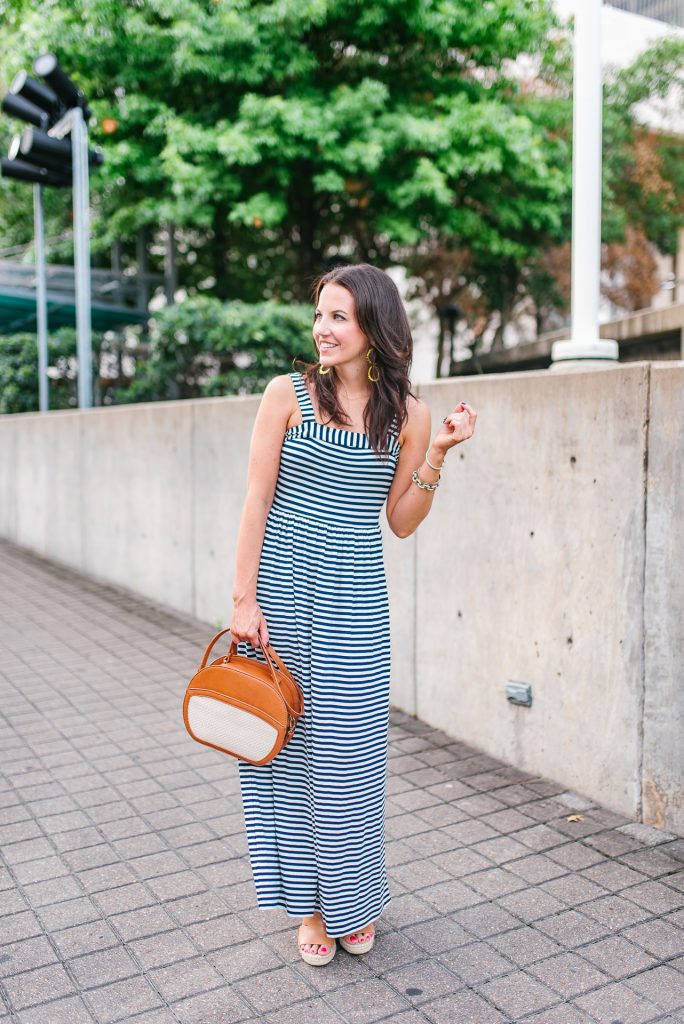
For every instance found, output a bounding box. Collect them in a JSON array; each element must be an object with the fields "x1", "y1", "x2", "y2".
[{"x1": 0, "y1": 539, "x2": 682, "y2": 1024}]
